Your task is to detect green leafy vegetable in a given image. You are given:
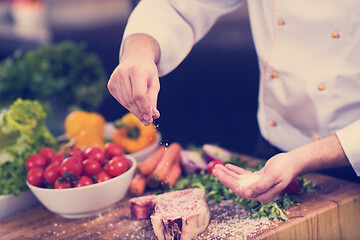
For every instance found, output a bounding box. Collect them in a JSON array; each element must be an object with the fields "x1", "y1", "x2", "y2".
[
  {"x1": 0, "y1": 99, "x2": 58, "y2": 196},
  {"x1": 172, "y1": 155, "x2": 315, "y2": 221},
  {"x1": 0, "y1": 41, "x2": 107, "y2": 111}
]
